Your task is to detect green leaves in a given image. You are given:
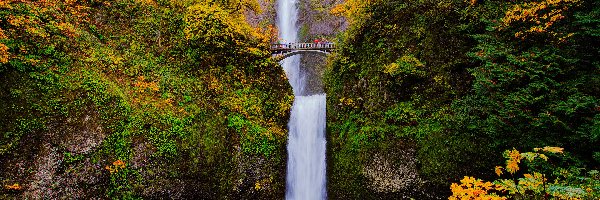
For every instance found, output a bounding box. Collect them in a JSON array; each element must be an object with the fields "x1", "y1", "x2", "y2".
[{"x1": 227, "y1": 114, "x2": 278, "y2": 157}]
